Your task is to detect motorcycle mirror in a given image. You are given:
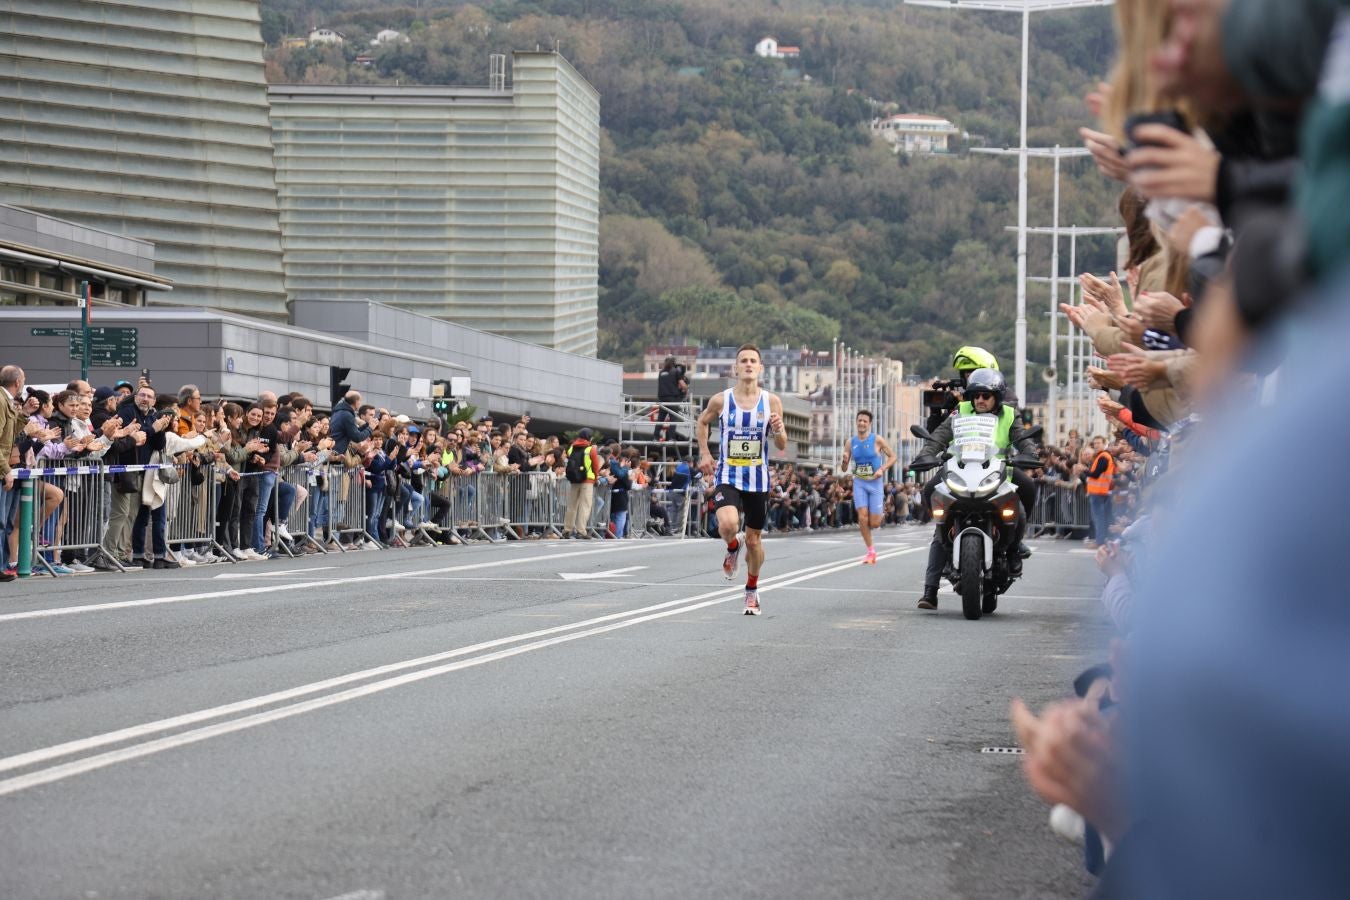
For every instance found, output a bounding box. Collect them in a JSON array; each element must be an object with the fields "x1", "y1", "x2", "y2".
[
  {"x1": 910, "y1": 425, "x2": 932, "y2": 441},
  {"x1": 1023, "y1": 425, "x2": 1043, "y2": 442}
]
